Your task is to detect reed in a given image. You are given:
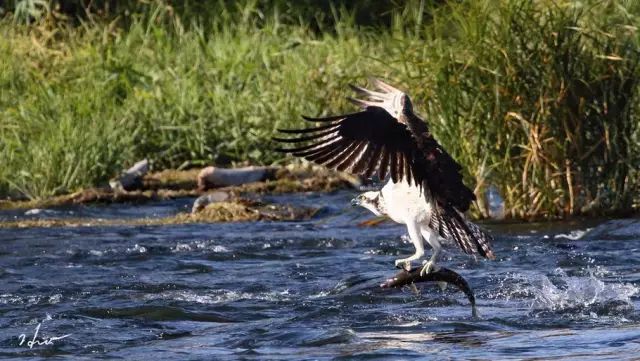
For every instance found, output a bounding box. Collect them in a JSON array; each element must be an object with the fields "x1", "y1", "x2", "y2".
[{"x1": 418, "y1": 1, "x2": 640, "y2": 218}]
